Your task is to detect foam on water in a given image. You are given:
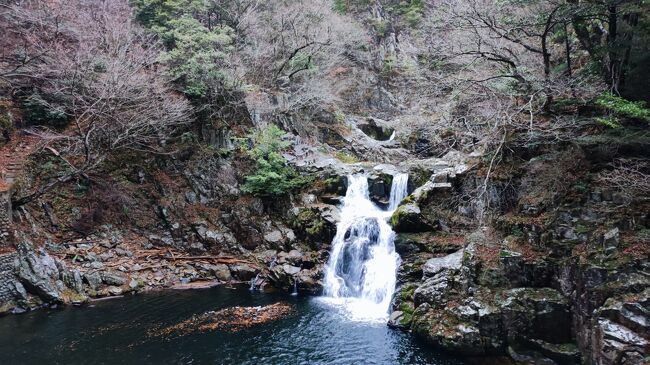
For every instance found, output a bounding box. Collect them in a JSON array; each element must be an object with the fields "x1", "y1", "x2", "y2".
[{"x1": 322, "y1": 173, "x2": 408, "y2": 322}]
